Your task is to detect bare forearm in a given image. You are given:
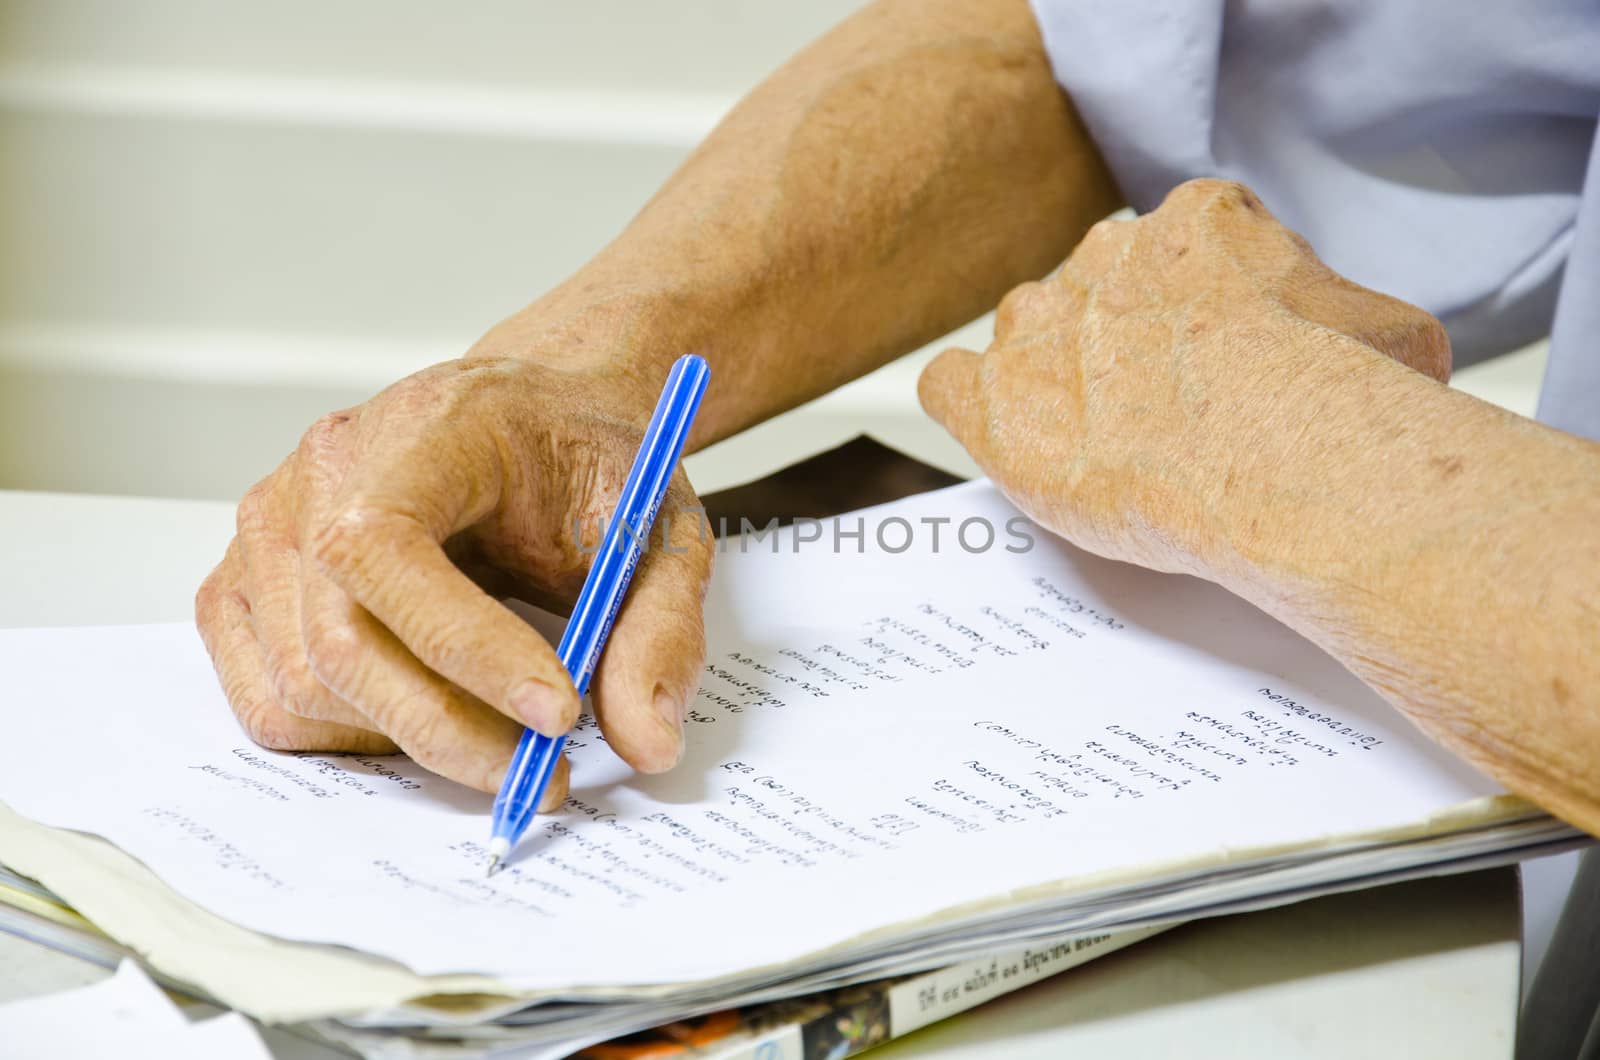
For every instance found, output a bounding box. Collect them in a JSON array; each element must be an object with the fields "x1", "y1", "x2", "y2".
[
  {"x1": 1214, "y1": 344, "x2": 1600, "y2": 833},
  {"x1": 472, "y1": 0, "x2": 1120, "y2": 446}
]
